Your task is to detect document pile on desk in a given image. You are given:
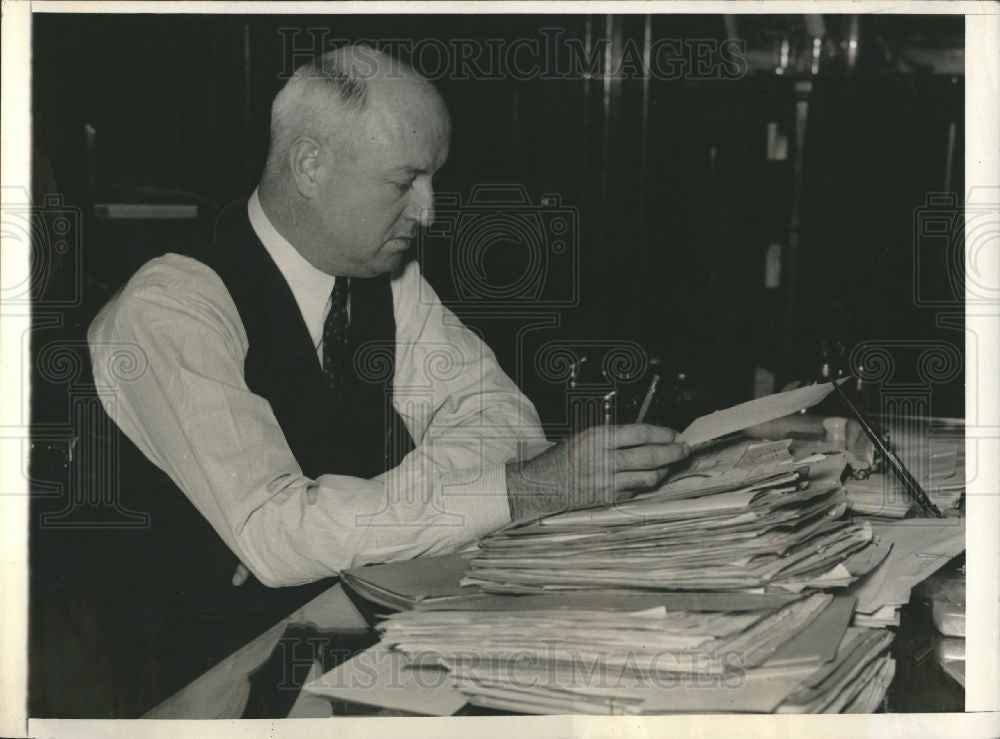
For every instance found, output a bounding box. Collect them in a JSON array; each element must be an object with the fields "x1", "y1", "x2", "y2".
[
  {"x1": 341, "y1": 552, "x2": 483, "y2": 611},
  {"x1": 316, "y1": 384, "x2": 915, "y2": 715},
  {"x1": 849, "y1": 519, "x2": 965, "y2": 628},
  {"x1": 844, "y1": 433, "x2": 964, "y2": 518},
  {"x1": 846, "y1": 421, "x2": 965, "y2": 519},
  {"x1": 371, "y1": 591, "x2": 895, "y2": 714},
  {"x1": 462, "y1": 440, "x2": 889, "y2": 595}
]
